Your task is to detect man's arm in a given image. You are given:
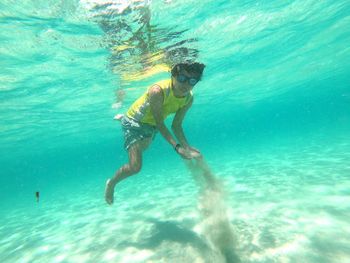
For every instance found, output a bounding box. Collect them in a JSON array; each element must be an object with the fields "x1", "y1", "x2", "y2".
[
  {"x1": 149, "y1": 85, "x2": 193, "y2": 159},
  {"x1": 171, "y1": 96, "x2": 193, "y2": 149}
]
